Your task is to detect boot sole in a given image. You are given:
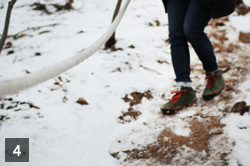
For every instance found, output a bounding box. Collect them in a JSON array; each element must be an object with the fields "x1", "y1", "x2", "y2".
[
  {"x1": 161, "y1": 97, "x2": 197, "y2": 115},
  {"x1": 202, "y1": 85, "x2": 225, "y2": 101}
]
